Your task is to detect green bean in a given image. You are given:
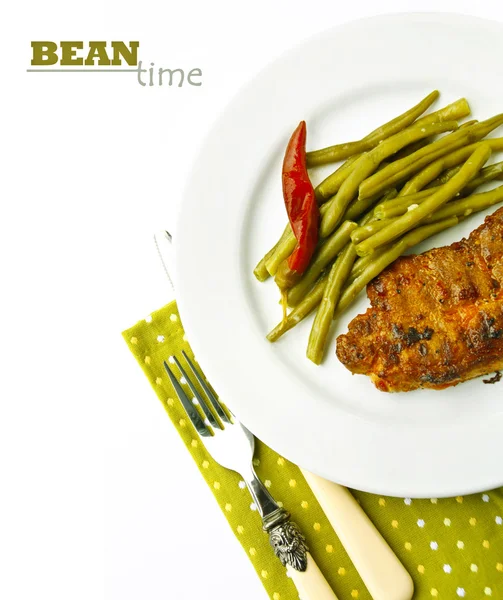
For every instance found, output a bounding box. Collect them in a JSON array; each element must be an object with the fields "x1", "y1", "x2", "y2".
[
  {"x1": 426, "y1": 159, "x2": 503, "y2": 198},
  {"x1": 306, "y1": 91, "x2": 440, "y2": 167},
  {"x1": 343, "y1": 207, "x2": 387, "y2": 271},
  {"x1": 355, "y1": 144, "x2": 492, "y2": 256},
  {"x1": 350, "y1": 190, "x2": 405, "y2": 241},
  {"x1": 458, "y1": 119, "x2": 479, "y2": 130},
  {"x1": 334, "y1": 217, "x2": 460, "y2": 318},
  {"x1": 254, "y1": 225, "x2": 292, "y2": 281},
  {"x1": 462, "y1": 161, "x2": 503, "y2": 195},
  {"x1": 254, "y1": 256, "x2": 273, "y2": 282},
  {"x1": 343, "y1": 188, "x2": 397, "y2": 222},
  {"x1": 347, "y1": 185, "x2": 503, "y2": 249},
  {"x1": 359, "y1": 206, "x2": 382, "y2": 227},
  {"x1": 357, "y1": 180, "x2": 459, "y2": 240},
  {"x1": 414, "y1": 98, "x2": 471, "y2": 126},
  {"x1": 420, "y1": 126, "x2": 479, "y2": 191},
  {"x1": 377, "y1": 160, "x2": 503, "y2": 219},
  {"x1": 374, "y1": 189, "x2": 437, "y2": 219},
  {"x1": 265, "y1": 231, "x2": 298, "y2": 275},
  {"x1": 391, "y1": 138, "x2": 432, "y2": 161},
  {"x1": 342, "y1": 195, "x2": 377, "y2": 222},
  {"x1": 363, "y1": 92, "x2": 446, "y2": 142},
  {"x1": 315, "y1": 154, "x2": 362, "y2": 201},
  {"x1": 358, "y1": 114, "x2": 503, "y2": 200},
  {"x1": 362, "y1": 187, "x2": 391, "y2": 204},
  {"x1": 383, "y1": 188, "x2": 399, "y2": 201},
  {"x1": 348, "y1": 246, "x2": 390, "y2": 283},
  {"x1": 342, "y1": 180, "x2": 396, "y2": 219},
  {"x1": 319, "y1": 120, "x2": 458, "y2": 239},
  {"x1": 287, "y1": 221, "x2": 357, "y2": 306},
  {"x1": 266, "y1": 275, "x2": 327, "y2": 342},
  {"x1": 391, "y1": 118, "x2": 476, "y2": 164},
  {"x1": 307, "y1": 244, "x2": 358, "y2": 364},
  {"x1": 425, "y1": 162, "x2": 503, "y2": 193},
  {"x1": 463, "y1": 119, "x2": 478, "y2": 126},
  {"x1": 425, "y1": 165, "x2": 462, "y2": 188},
  {"x1": 425, "y1": 126, "x2": 482, "y2": 189},
  {"x1": 423, "y1": 184, "x2": 503, "y2": 222},
  {"x1": 399, "y1": 138, "x2": 503, "y2": 196},
  {"x1": 351, "y1": 219, "x2": 393, "y2": 244}
]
